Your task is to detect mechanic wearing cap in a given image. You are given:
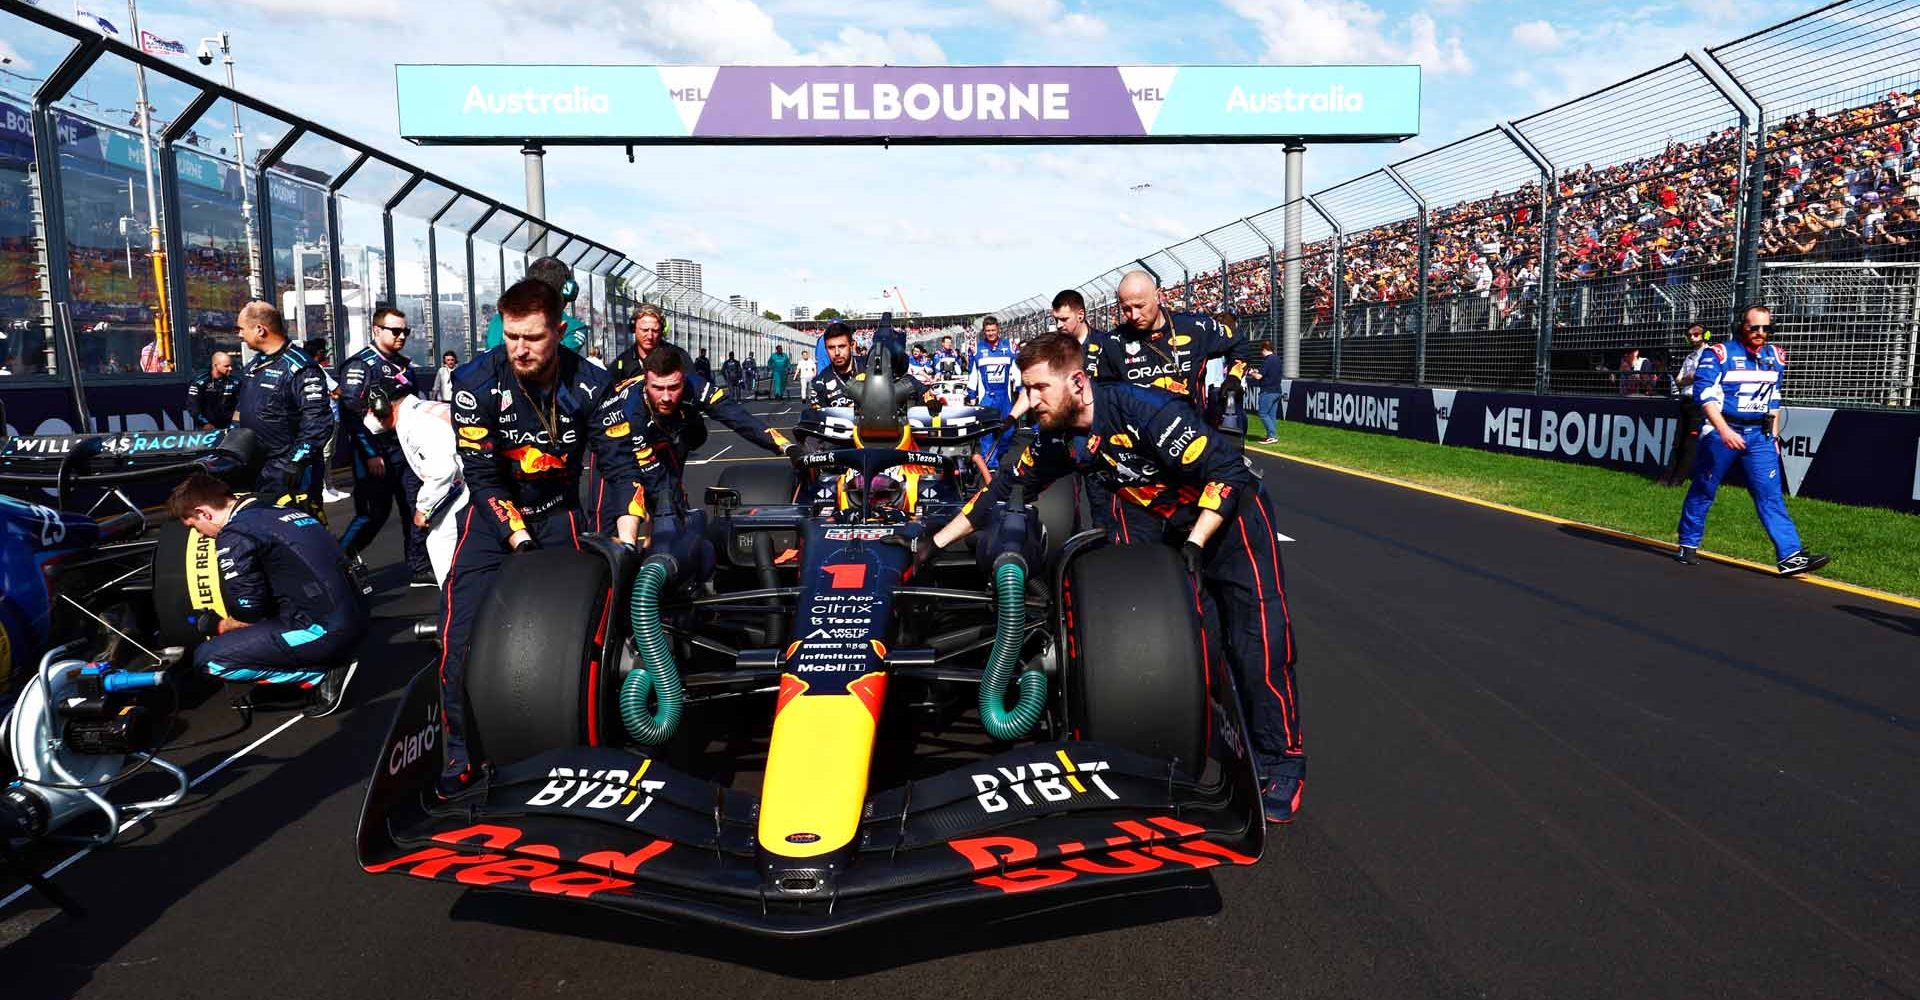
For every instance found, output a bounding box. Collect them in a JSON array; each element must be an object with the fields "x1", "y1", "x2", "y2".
[
  {"x1": 186, "y1": 351, "x2": 237, "y2": 430},
  {"x1": 336, "y1": 307, "x2": 434, "y2": 589},
  {"x1": 361, "y1": 387, "x2": 467, "y2": 585},
  {"x1": 926, "y1": 332, "x2": 1304, "y2": 824},
  {"x1": 588, "y1": 304, "x2": 794, "y2": 532},
  {"x1": 232, "y1": 302, "x2": 334, "y2": 518},
  {"x1": 169, "y1": 472, "x2": 367, "y2": 718},
  {"x1": 1106, "y1": 270, "x2": 1262, "y2": 423},
  {"x1": 1675, "y1": 305, "x2": 1832, "y2": 576},
  {"x1": 482, "y1": 256, "x2": 590, "y2": 352},
  {"x1": 438, "y1": 278, "x2": 620, "y2": 798}
]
